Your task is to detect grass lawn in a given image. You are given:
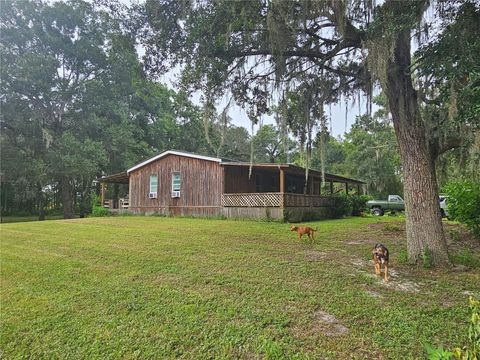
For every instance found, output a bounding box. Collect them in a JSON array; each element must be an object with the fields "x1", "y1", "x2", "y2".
[
  {"x1": 1, "y1": 216, "x2": 479, "y2": 359},
  {"x1": 1, "y1": 214, "x2": 65, "y2": 223}
]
